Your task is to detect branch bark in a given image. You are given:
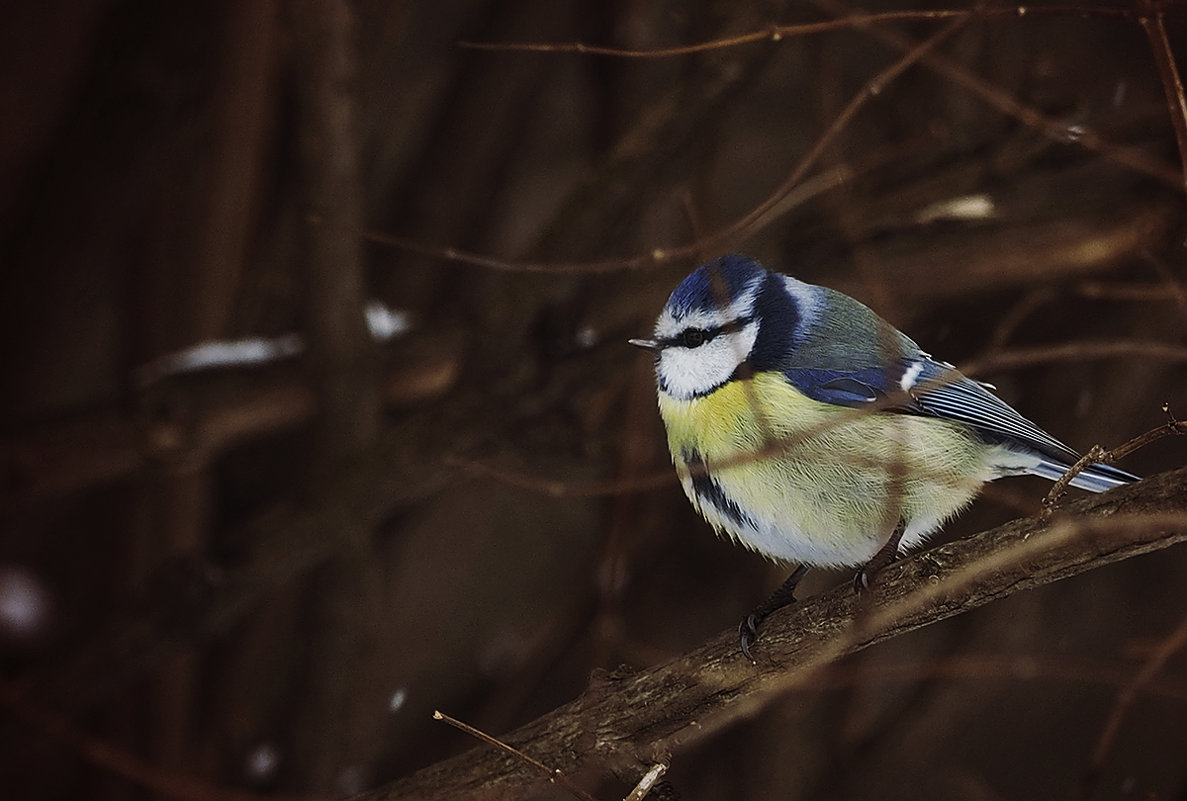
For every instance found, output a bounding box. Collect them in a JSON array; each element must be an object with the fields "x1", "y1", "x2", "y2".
[{"x1": 364, "y1": 466, "x2": 1187, "y2": 801}]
